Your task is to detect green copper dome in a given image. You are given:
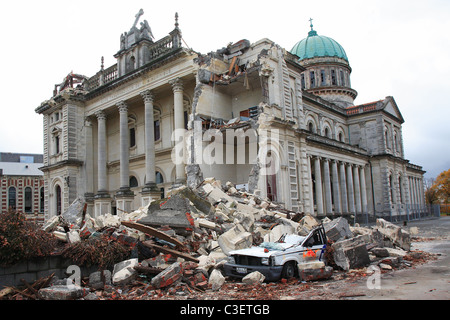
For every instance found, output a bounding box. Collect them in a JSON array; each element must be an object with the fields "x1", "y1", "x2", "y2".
[{"x1": 290, "y1": 25, "x2": 348, "y2": 61}]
